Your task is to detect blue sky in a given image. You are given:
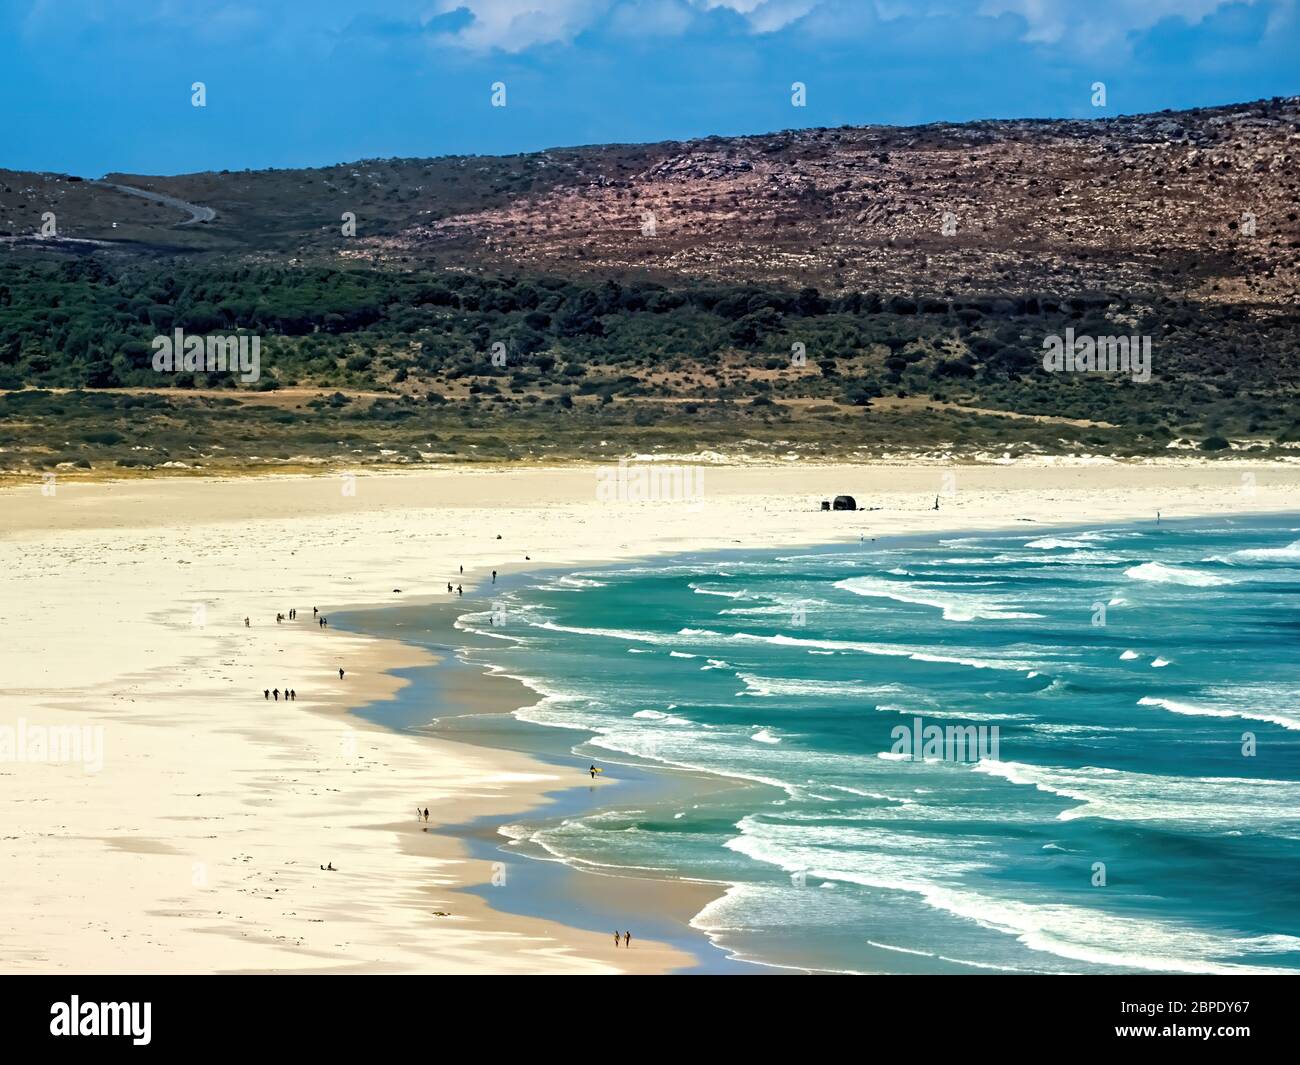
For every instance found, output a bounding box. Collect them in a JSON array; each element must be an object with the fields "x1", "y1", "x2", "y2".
[{"x1": 2, "y1": 0, "x2": 1297, "y2": 176}]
